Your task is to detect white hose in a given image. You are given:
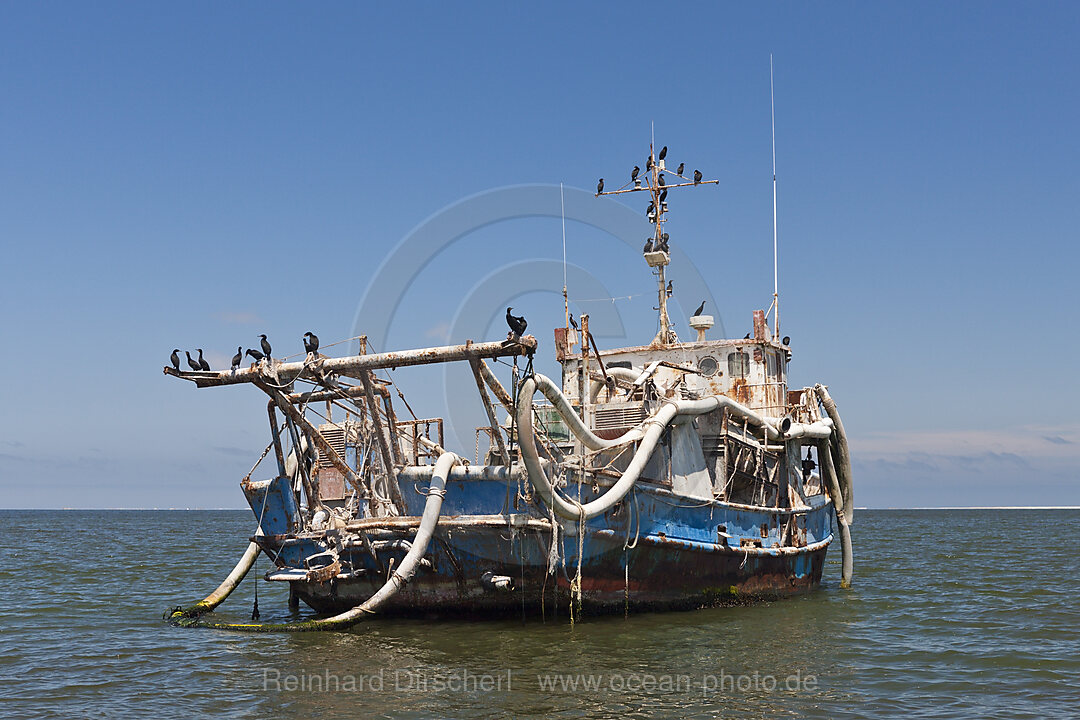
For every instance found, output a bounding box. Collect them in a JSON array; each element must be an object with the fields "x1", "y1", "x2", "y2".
[
  {"x1": 587, "y1": 366, "x2": 641, "y2": 402},
  {"x1": 518, "y1": 373, "x2": 782, "y2": 521},
  {"x1": 181, "y1": 451, "x2": 460, "y2": 631}
]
